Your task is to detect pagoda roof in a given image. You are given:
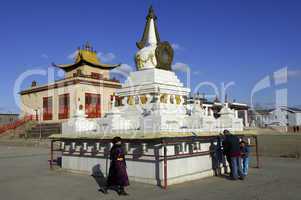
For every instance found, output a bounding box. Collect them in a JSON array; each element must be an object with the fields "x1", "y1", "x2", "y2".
[{"x1": 53, "y1": 42, "x2": 120, "y2": 71}]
